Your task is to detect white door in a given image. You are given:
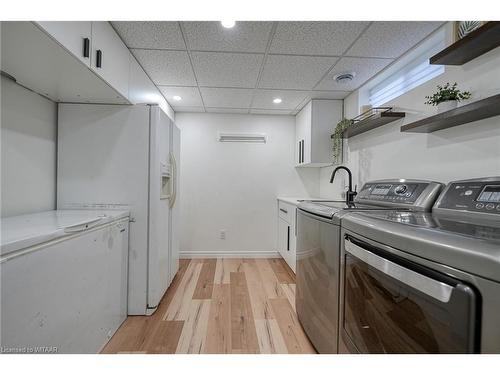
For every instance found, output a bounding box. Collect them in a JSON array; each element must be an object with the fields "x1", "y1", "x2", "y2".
[
  {"x1": 35, "y1": 21, "x2": 92, "y2": 66},
  {"x1": 169, "y1": 123, "x2": 181, "y2": 283},
  {"x1": 278, "y1": 217, "x2": 291, "y2": 263},
  {"x1": 147, "y1": 106, "x2": 171, "y2": 310},
  {"x1": 90, "y1": 22, "x2": 130, "y2": 100}
]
